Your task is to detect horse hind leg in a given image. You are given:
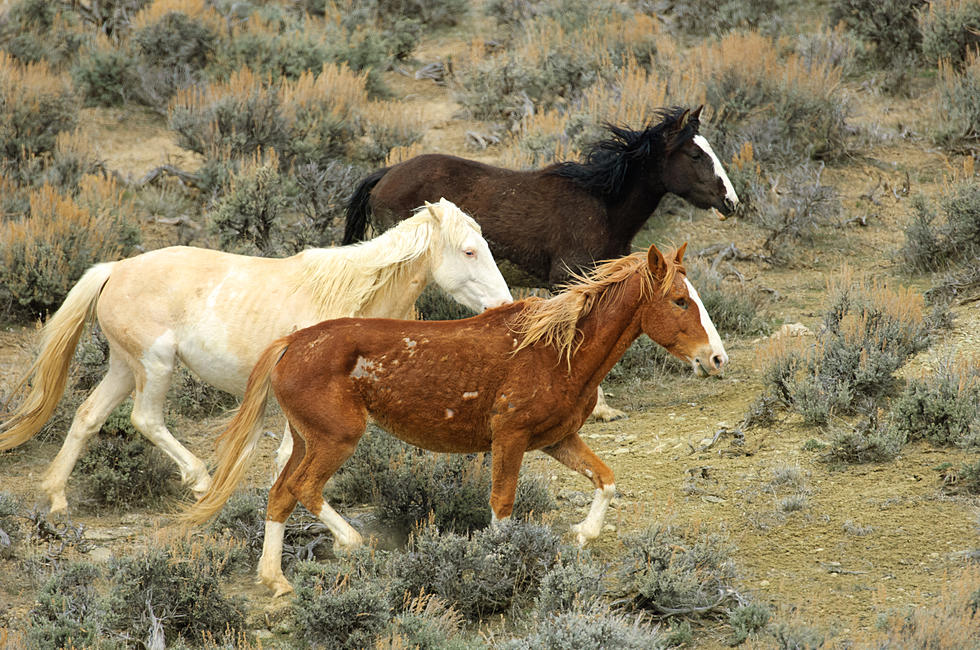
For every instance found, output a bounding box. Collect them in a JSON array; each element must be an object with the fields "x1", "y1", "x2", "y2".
[
  {"x1": 41, "y1": 352, "x2": 135, "y2": 513},
  {"x1": 592, "y1": 385, "x2": 626, "y2": 422},
  {"x1": 283, "y1": 412, "x2": 365, "y2": 553},
  {"x1": 259, "y1": 426, "x2": 305, "y2": 597},
  {"x1": 542, "y1": 433, "x2": 616, "y2": 546},
  {"x1": 129, "y1": 333, "x2": 210, "y2": 498}
]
